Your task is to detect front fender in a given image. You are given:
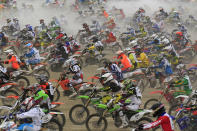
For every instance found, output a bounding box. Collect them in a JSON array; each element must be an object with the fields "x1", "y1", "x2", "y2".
[
  {"x1": 149, "y1": 90, "x2": 163, "y2": 95},
  {"x1": 77, "y1": 95, "x2": 90, "y2": 99}
]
